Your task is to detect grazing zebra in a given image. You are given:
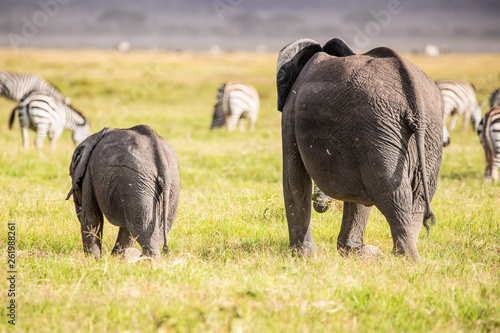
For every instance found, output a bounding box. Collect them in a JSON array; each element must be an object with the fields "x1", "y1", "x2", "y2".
[
  {"x1": 477, "y1": 106, "x2": 500, "y2": 182},
  {"x1": 211, "y1": 82, "x2": 260, "y2": 132},
  {"x1": 437, "y1": 80, "x2": 484, "y2": 132},
  {"x1": 8, "y1": 91, "x2": 90, "y2": 149},
  {"x1": 0, "y1": 71, "x2": 69, "y2": 104},
  {"x1": 490, "y1": 88, "x2": 500, "y2": 109}
]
